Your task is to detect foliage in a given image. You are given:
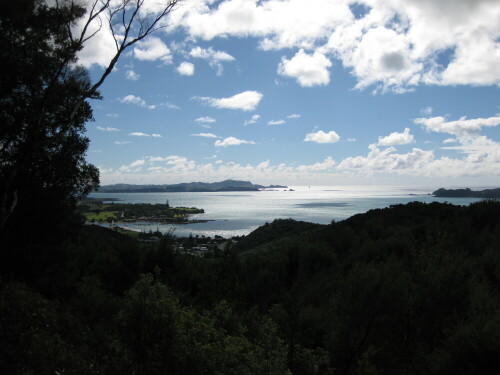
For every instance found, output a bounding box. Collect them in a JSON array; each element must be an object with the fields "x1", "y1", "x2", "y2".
[{"x1": 2, "y1": 201, "x2": 500, "y2": 373}]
